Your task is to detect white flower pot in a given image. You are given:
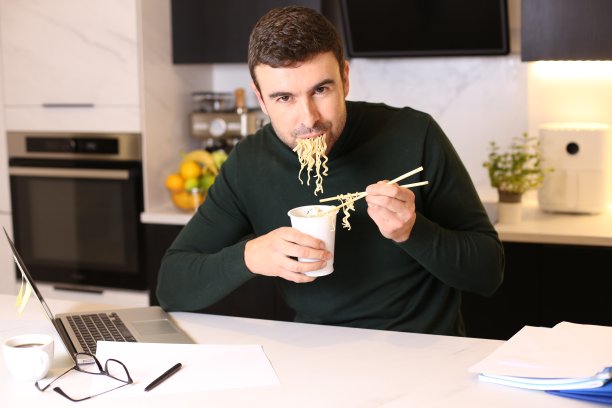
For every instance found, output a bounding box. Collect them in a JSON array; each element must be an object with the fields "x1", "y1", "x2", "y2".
[{"x1": 497, "y1": 201, "x2": 522, "y2": 224}]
